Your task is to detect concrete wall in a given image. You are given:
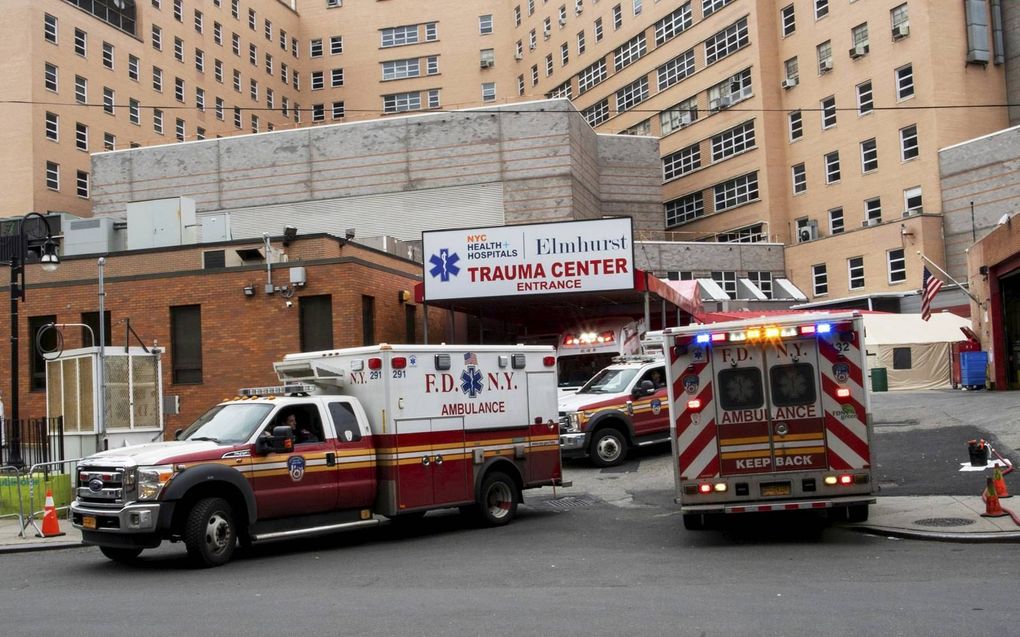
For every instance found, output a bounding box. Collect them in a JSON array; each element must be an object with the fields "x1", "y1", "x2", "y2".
[
  {"x1": 939, "y1": 125, "x2": 1020, "y2": 280},
  {"x1": 634, "y1": 240, "x2": 785, "y2": 277},
  {"x1": 90, "y1": 99, "x2": 663, "y2": 241}
]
